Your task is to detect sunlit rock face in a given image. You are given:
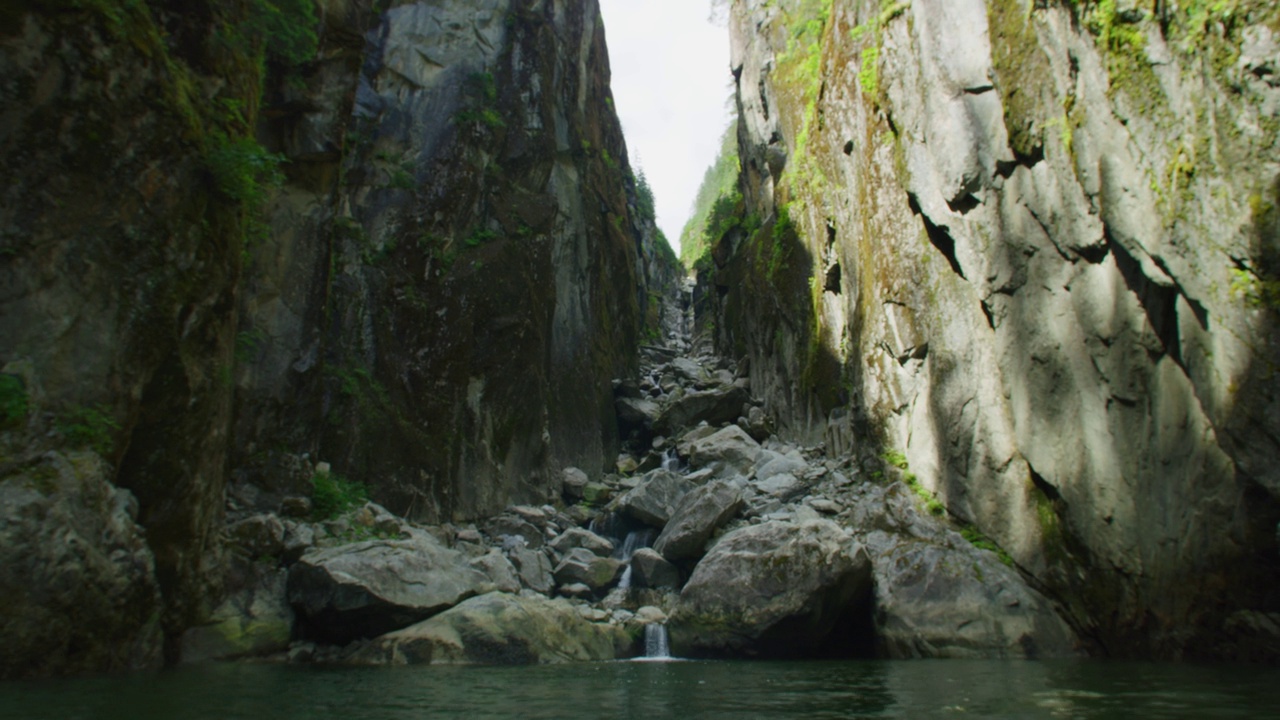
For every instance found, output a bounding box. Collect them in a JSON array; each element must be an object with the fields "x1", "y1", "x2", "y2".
[
  {"x1": 708, "y1": 0, "x2": 1280, "y2": 659},
  {"x1": 0, "y1": 0, "x2": 677, "y2": 677}
]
